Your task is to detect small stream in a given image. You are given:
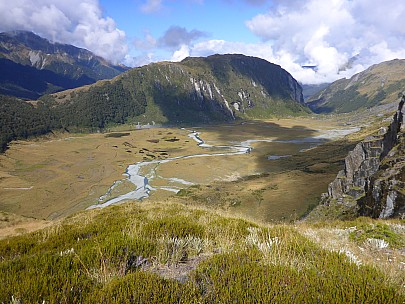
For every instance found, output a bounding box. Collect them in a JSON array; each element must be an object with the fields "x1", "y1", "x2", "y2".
[{"x1": 87, "y1": 127, "x2": 359, "y2": 209}]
